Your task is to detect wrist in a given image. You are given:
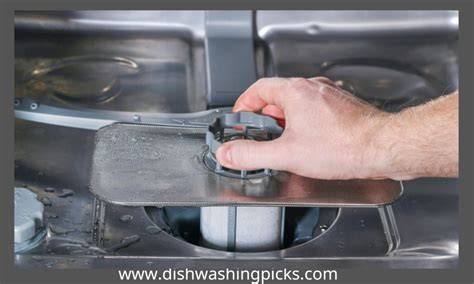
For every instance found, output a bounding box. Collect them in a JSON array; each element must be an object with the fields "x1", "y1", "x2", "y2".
[
  {"x1": 365, "y1": 107, "x2": 434, "y2": 180},
  {"x1": 358, "y1": 111, "x2": 410, "y2": 180}
]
